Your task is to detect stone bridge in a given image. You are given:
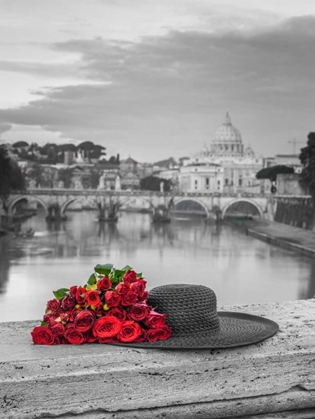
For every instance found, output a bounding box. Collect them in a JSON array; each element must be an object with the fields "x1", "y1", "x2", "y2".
[{"x1": 6, "y1": 189, "x2": 274, "y2": 220}]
